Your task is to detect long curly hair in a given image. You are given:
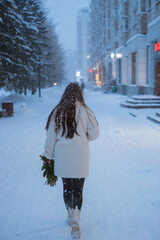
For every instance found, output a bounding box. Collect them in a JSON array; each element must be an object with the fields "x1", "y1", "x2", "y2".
[{"x1": 45, "y1": 83, "x2": 87, "y2": 138}]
